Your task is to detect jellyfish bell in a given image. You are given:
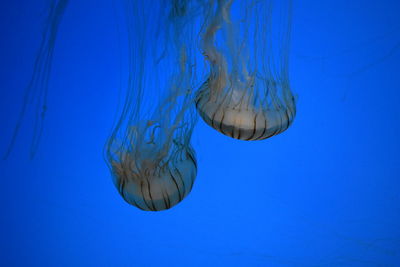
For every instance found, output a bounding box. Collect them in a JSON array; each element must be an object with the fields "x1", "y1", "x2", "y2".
[
  {"x1": 109, "y1": 121, "x2": 197, "y2": 211},
  {"x1": 196, "y1": 77, "x2": 296, "y2": 141},
  {"x1": 196, "y1": 0, "x2": 296, "y2": 141}
]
